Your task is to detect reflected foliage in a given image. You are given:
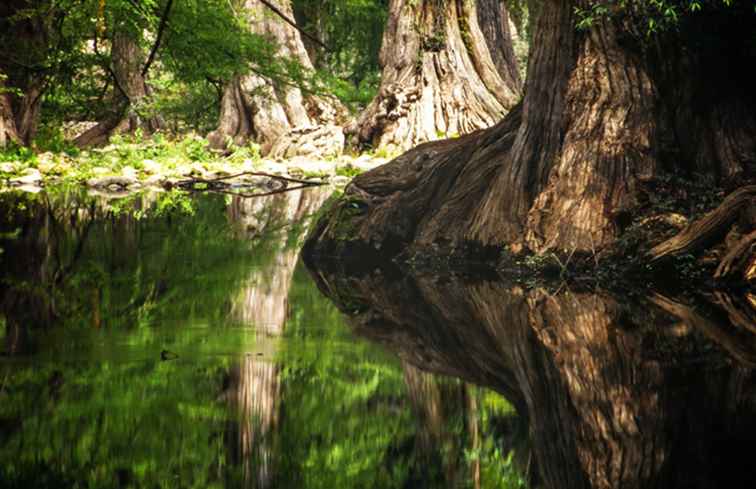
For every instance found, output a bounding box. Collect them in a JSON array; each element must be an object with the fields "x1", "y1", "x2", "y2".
[{"x1": 0, "y1": 189, "x2": 524, "y2": 488}]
